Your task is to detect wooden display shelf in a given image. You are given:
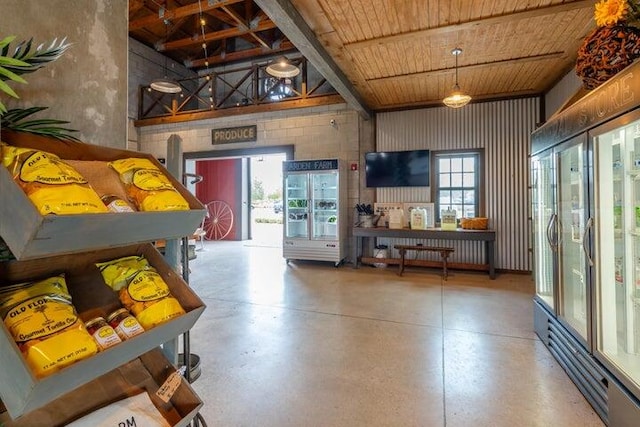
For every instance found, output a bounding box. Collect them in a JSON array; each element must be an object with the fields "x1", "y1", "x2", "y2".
[
  {"x1": 0, "y1": 348, "x2": 202, "y2": 427},
  {"x1": 0, "y1": 243, "x2": 205, "y2": 419},
  {"x1": 0, "y1": 130, "x2": 205, "y2": 260}
]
